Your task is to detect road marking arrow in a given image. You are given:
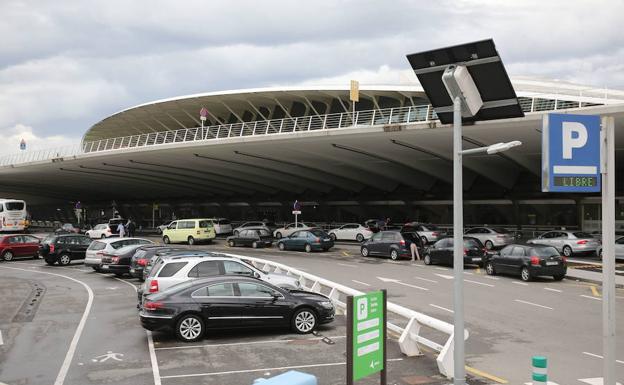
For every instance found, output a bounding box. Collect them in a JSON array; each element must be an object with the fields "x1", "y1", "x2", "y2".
[
  {"x1": 434, "y1": 273, "x2": 454, "y2": 280},
  {"x1": 376, "y1": 277, "x2": 429, "y2": 291}
]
